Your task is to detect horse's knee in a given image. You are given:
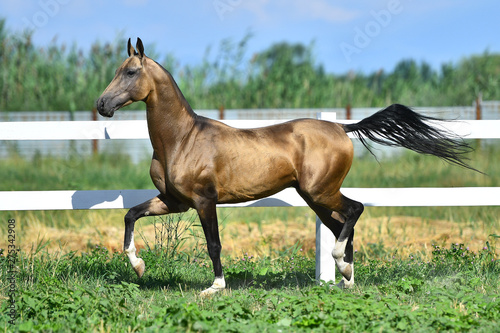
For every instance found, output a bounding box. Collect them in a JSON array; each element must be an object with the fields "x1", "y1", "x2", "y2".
[
  {"x1": 125, "y1": 205, "x2": 143, "y2": 226},
  {"x1": 125, "y1": 195, "x2": 176, "y2": 226},
  {"x1": 124, "y1": 209, "x2": 135, "y2": 225}
]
